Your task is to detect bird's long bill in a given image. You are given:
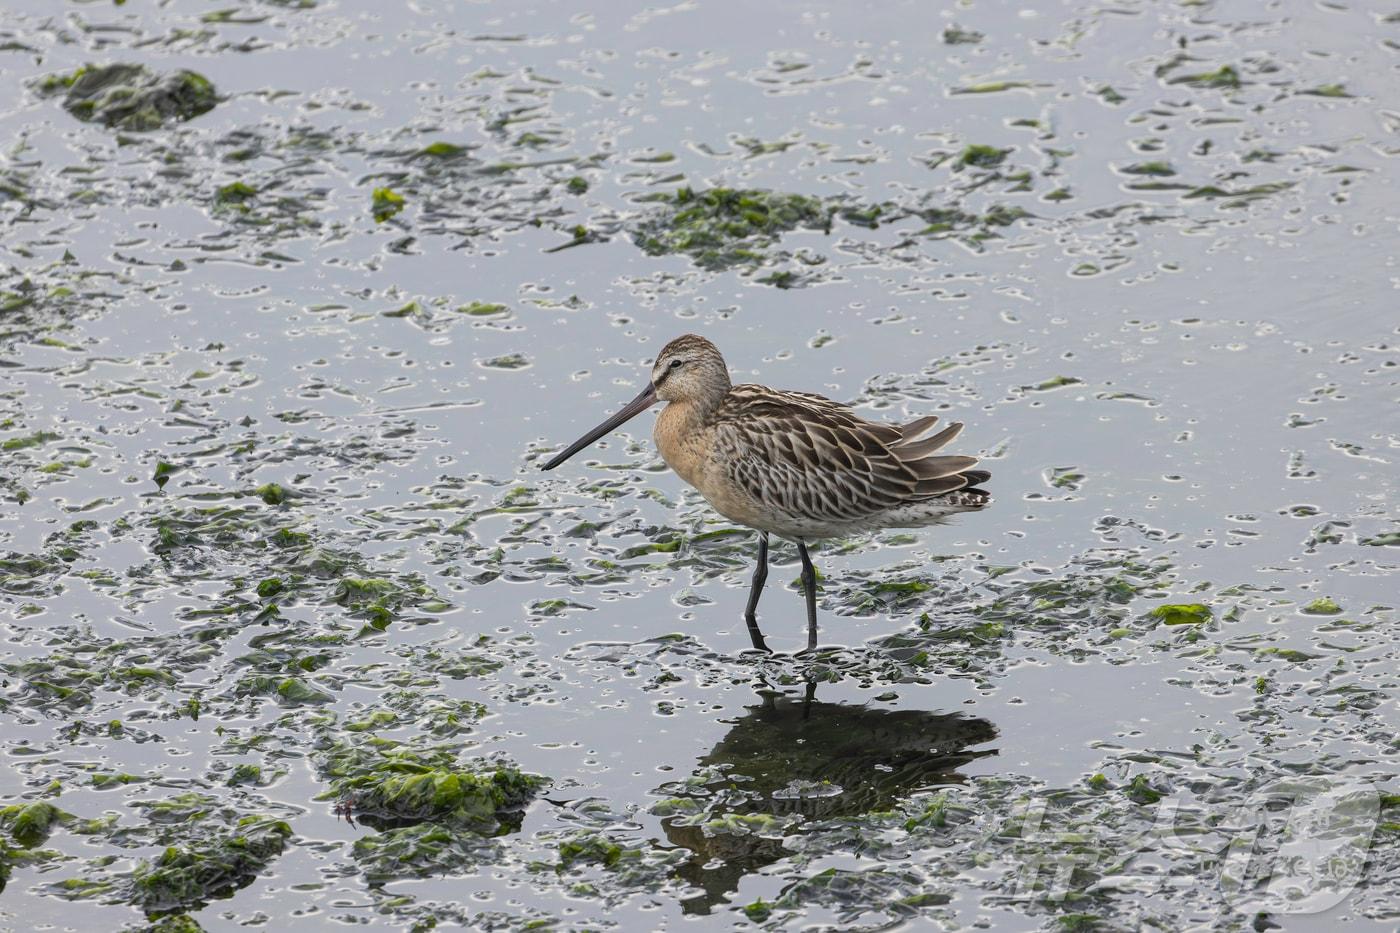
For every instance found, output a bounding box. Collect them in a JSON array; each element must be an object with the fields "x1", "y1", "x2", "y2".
[{"x1": 541, "y1": 383, "x2": 658, "y2": 470}]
